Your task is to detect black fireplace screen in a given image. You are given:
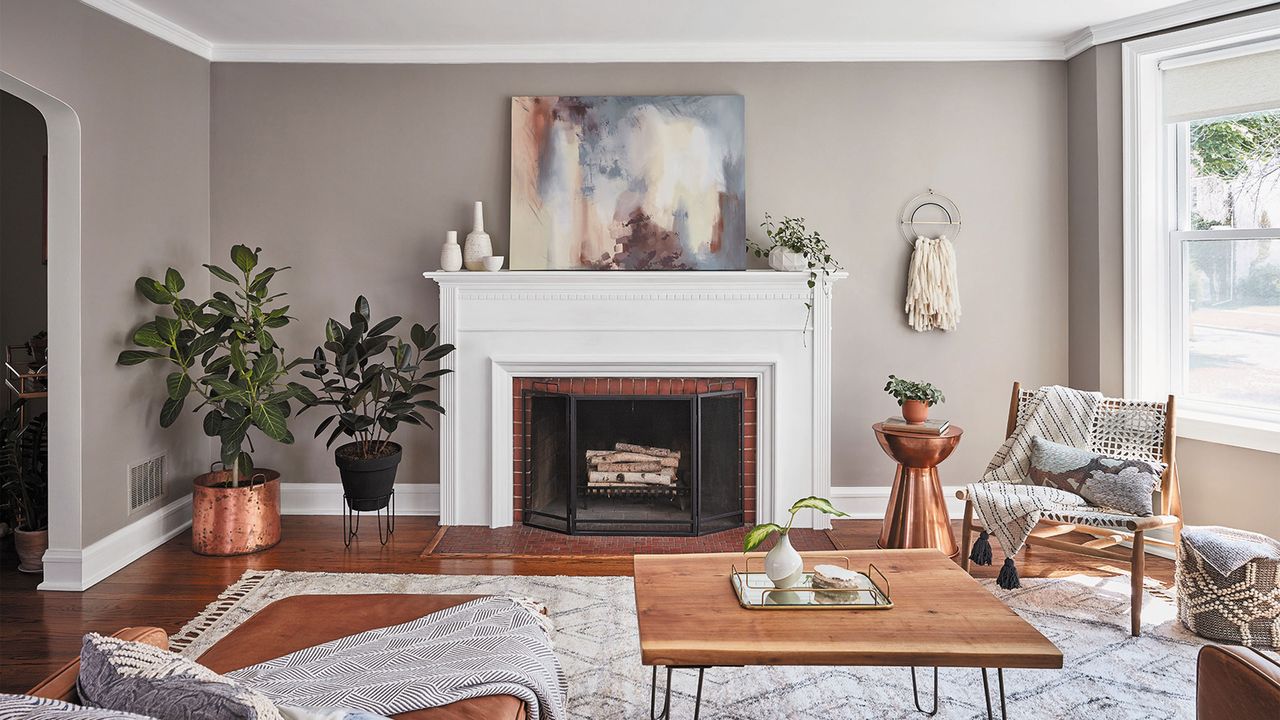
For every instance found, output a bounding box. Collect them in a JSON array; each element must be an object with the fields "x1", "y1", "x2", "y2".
[{"x1": 522, "y1": 387, "x2": 744, "y2": 535}]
